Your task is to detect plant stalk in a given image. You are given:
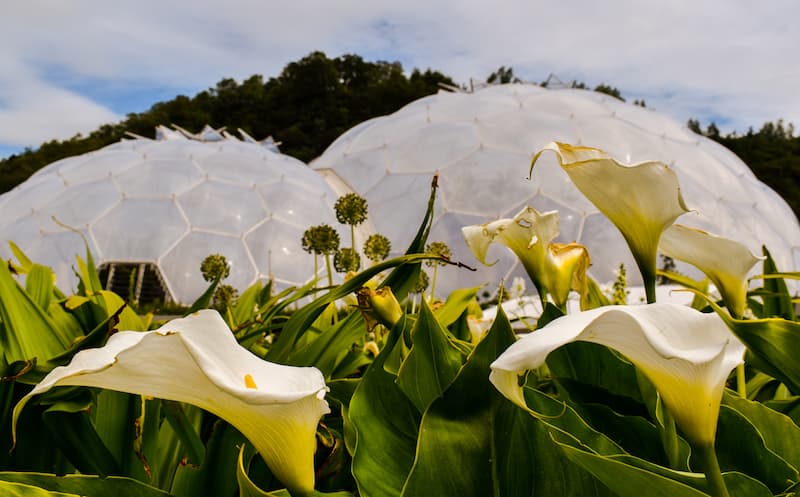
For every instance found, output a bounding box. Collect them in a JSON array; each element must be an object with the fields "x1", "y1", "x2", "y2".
[
  {"x1": 736, "y1": 363, "x2": 746, "y2": 398},
  {"x1": 696, "y1": 443, "x2": 730, "y2": 497}
]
